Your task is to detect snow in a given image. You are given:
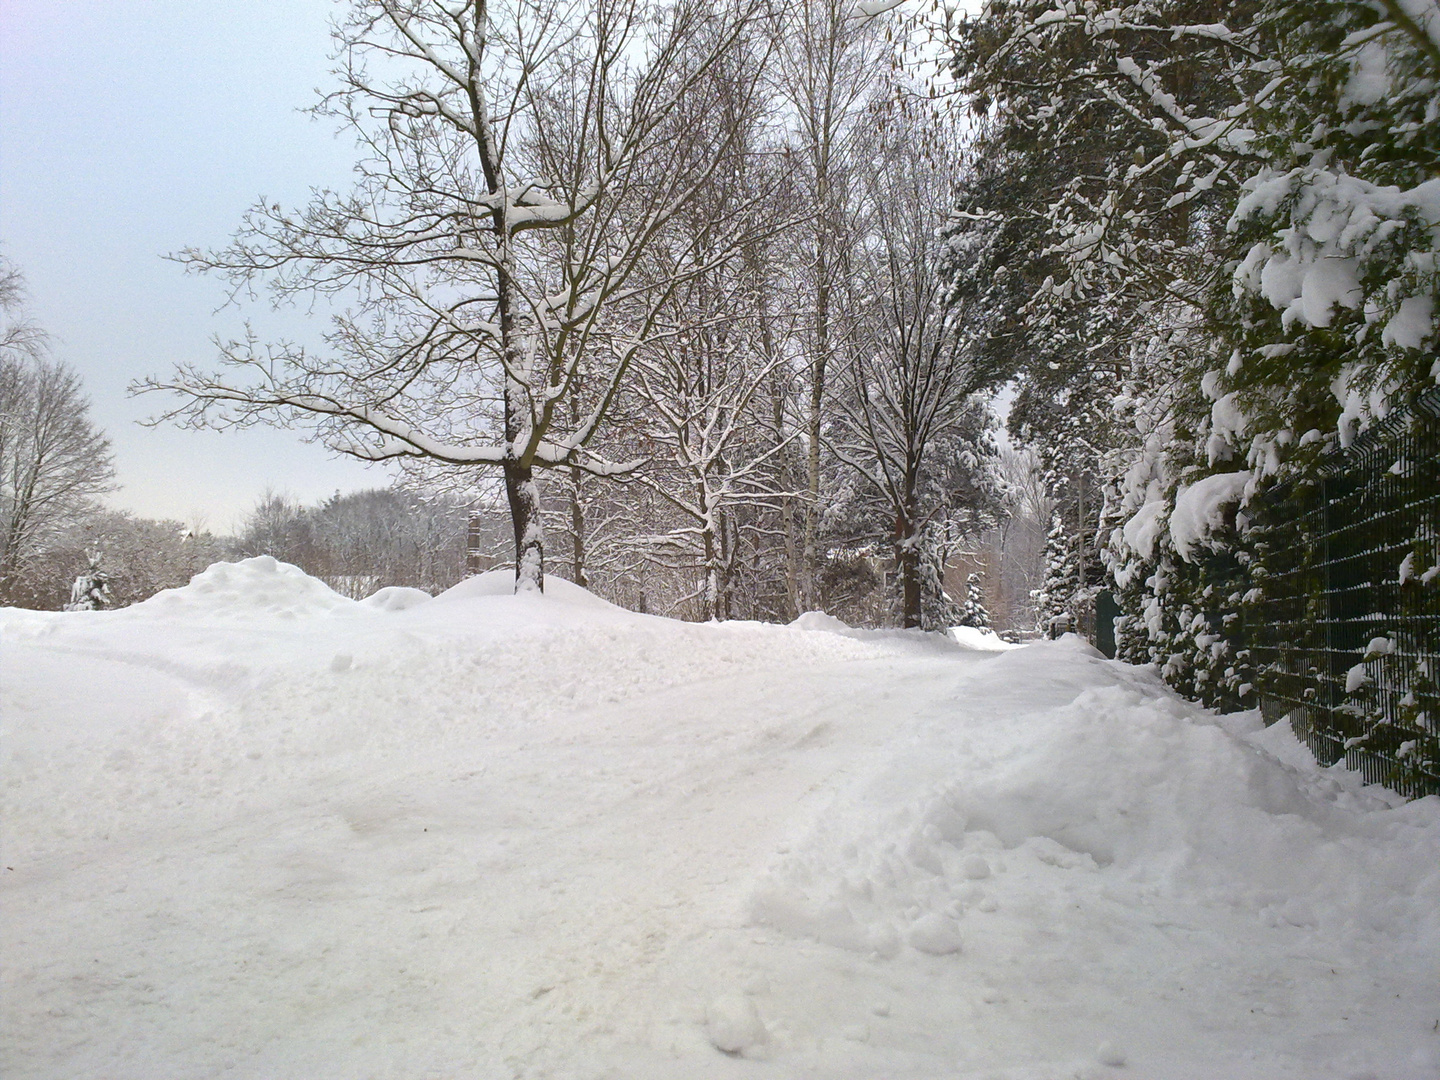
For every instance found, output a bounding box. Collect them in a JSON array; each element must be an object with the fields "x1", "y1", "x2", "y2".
[
  {"x1": 1340, "y1": 38, "x2": 1390, "y2": 109},
  {"x1": 704, "y1": 993, "x2": 768, "y2": 1056},
  {"x1": 1121, "y1": 497, "x2": 1167, "y2": 561},
  {"x1": 359, "y1": 585, "x2": 434, "y2": 612},
  {"x1": 1382, "y1": 294, "x2": 1435, "y2": 350},
  {"x1": 948, "y1": 624, "x2": 1023, "y2": 651},
  {"x1": 125, "y1": 554, "x2": 360, "y2": 620},
  {"x1": 3, "y1": 560, "x2": 1439, "y2": 1079},
  {"x1": 1400, "y1": 551, "x2": 1417, "y2": 585},
  {"x1": 1169, "y1": 470, "x2": 1252, "y2": 561},
  {"x1": 1231, "y1": 168, "x2": 1440, "y2": 345}
]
